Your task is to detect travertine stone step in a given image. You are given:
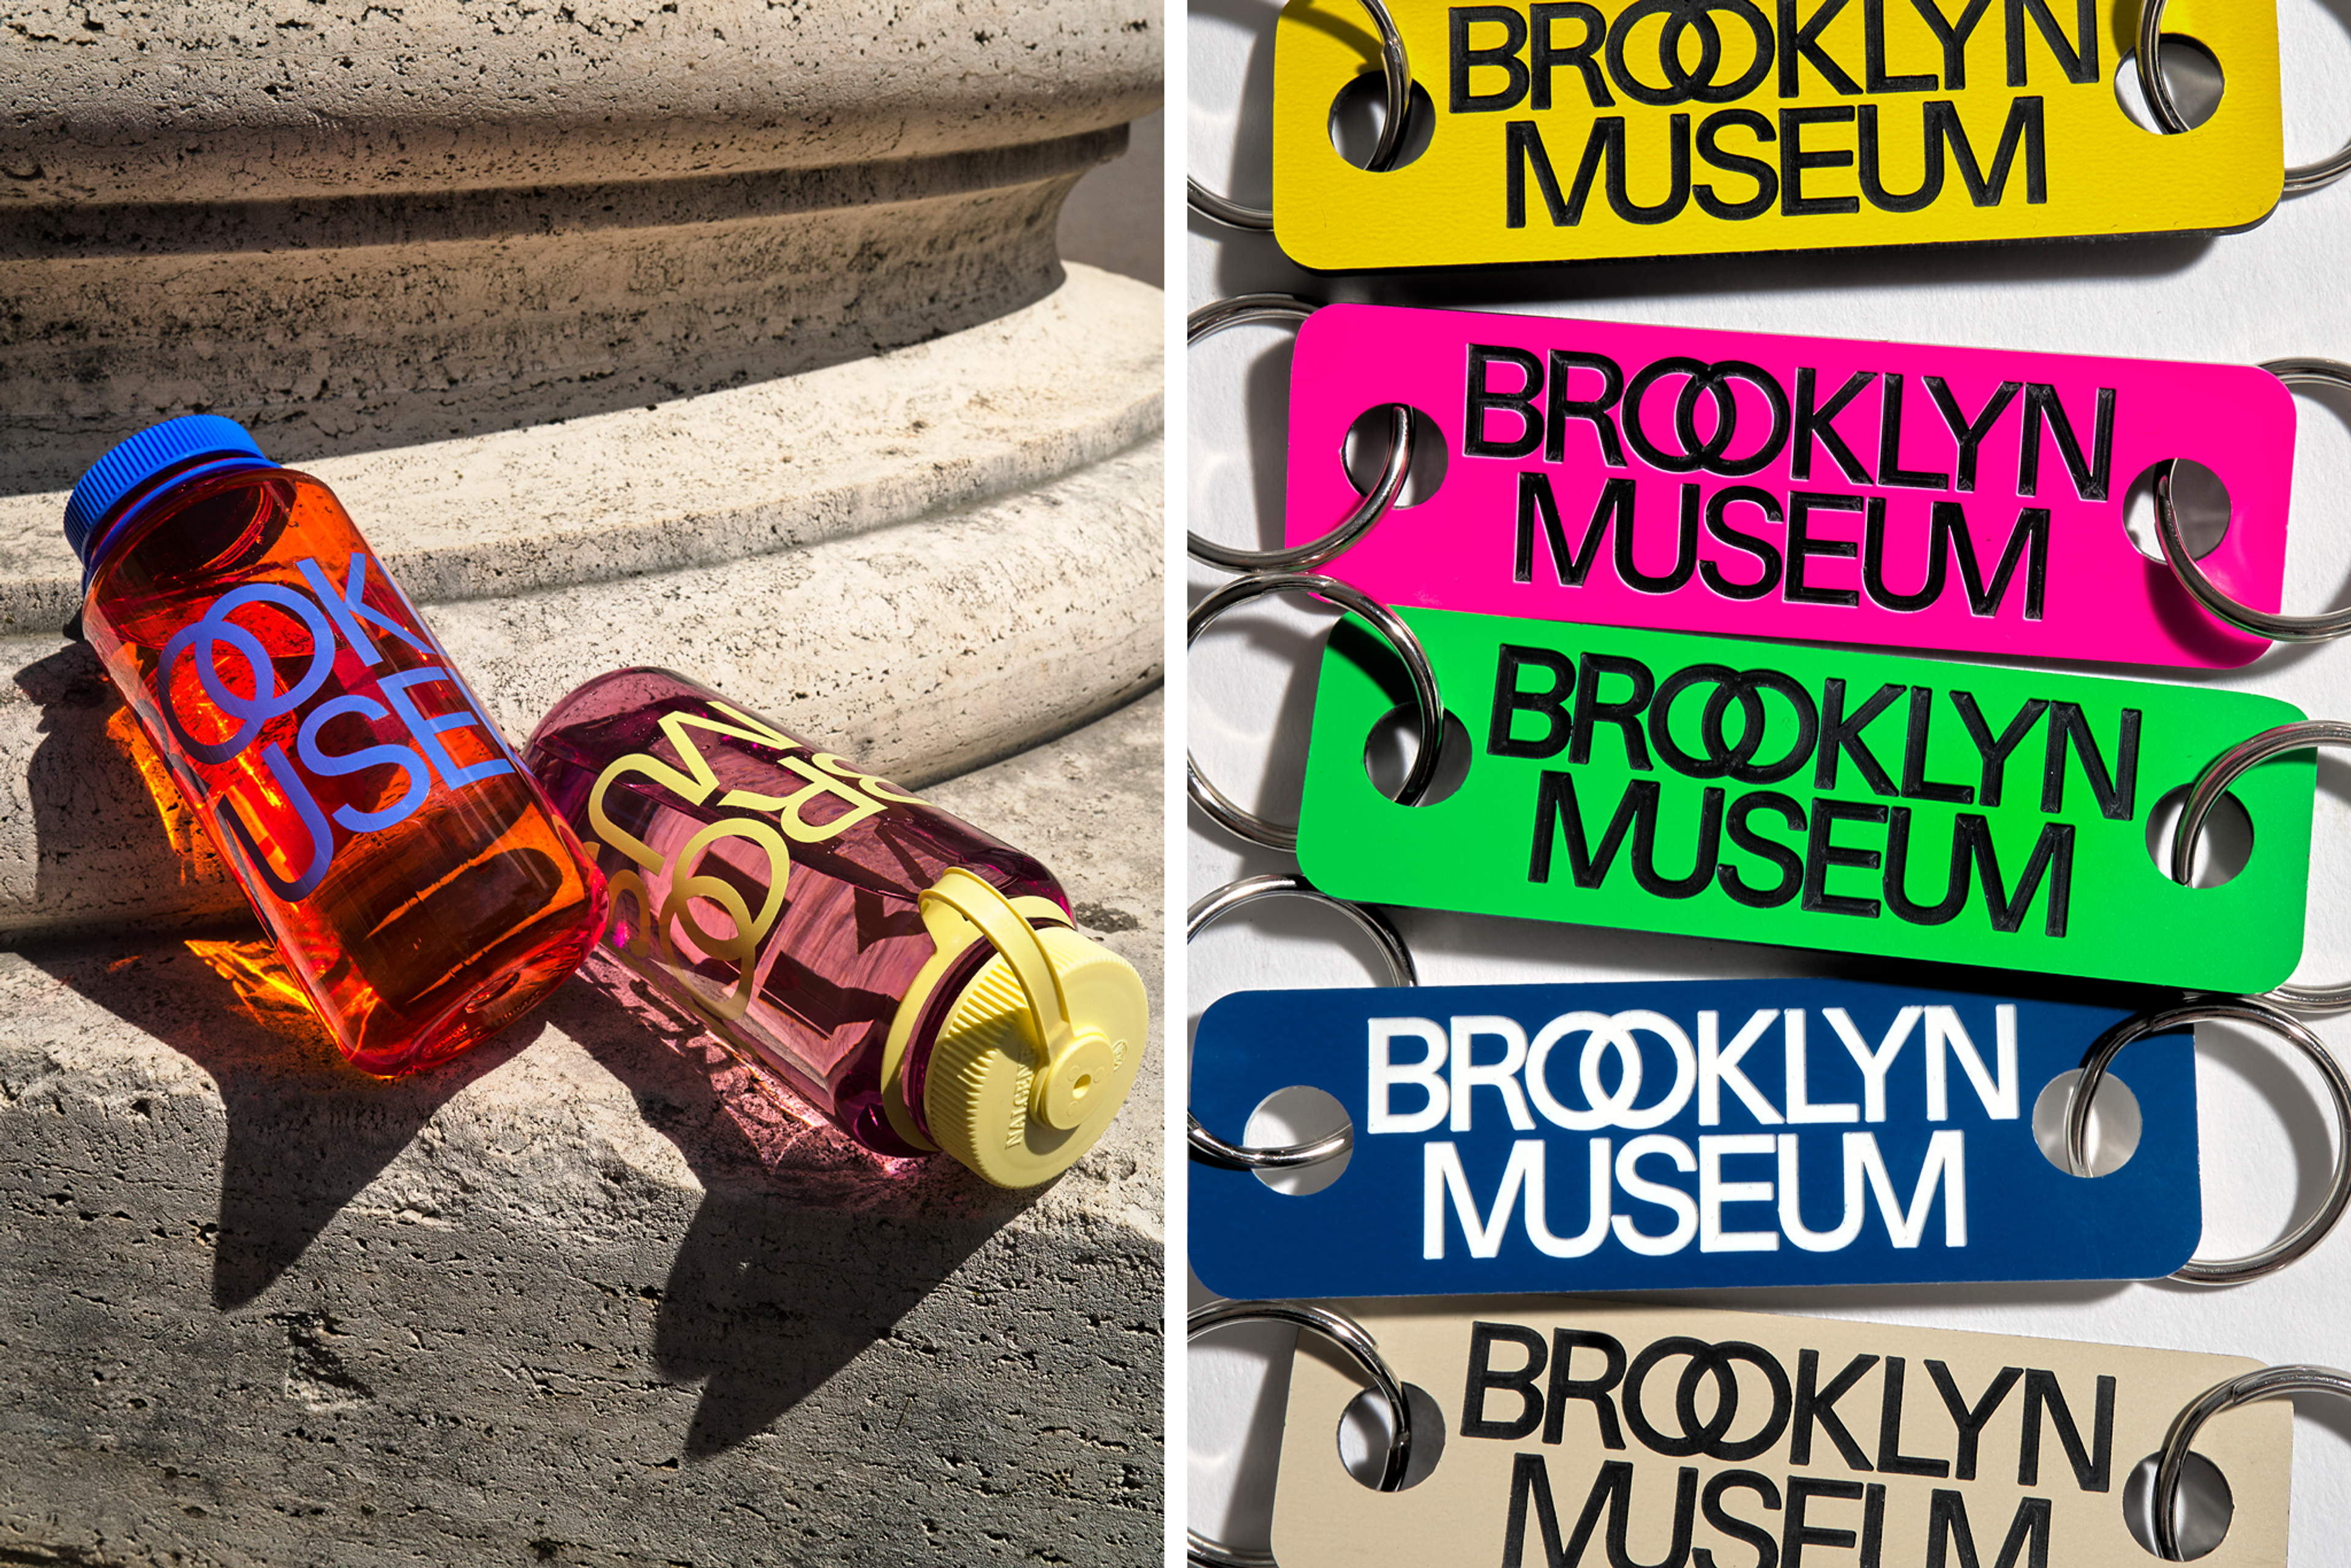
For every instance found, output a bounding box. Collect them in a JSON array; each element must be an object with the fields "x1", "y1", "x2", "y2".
[
  {"x1": 0, "y1": 266, "x2": 1164, "y2": 632},
  {"x1": 0, "y1": 689, "x2": 1164, "y2": 1568},
  {"x1": 0, "y1": 268, "x2": 1164, "y2": 941}
]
